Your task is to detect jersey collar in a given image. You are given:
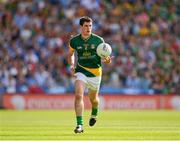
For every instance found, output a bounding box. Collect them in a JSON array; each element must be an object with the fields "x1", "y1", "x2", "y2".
[{"x1": 80, "y1": 34, "x2": 92, "y2": 42}]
